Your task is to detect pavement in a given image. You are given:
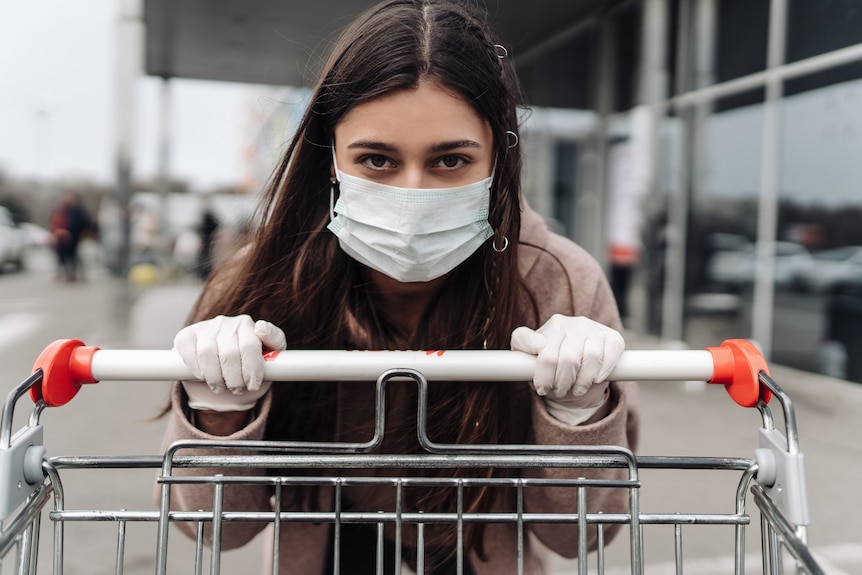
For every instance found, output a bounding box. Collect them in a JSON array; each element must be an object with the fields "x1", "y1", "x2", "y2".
[{"x1": 4, "y1": 245, "x2": 861, "y2": 573}]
